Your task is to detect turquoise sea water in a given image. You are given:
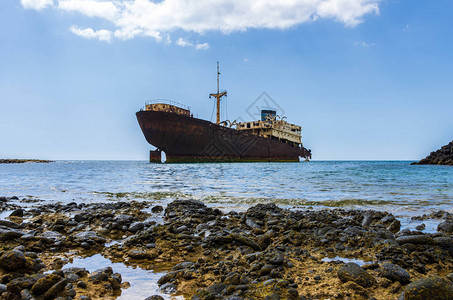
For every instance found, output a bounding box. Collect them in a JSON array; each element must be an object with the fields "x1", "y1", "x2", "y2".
[{"x1": 0, "y1": 161, "x2": 452, "y2": 218}]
